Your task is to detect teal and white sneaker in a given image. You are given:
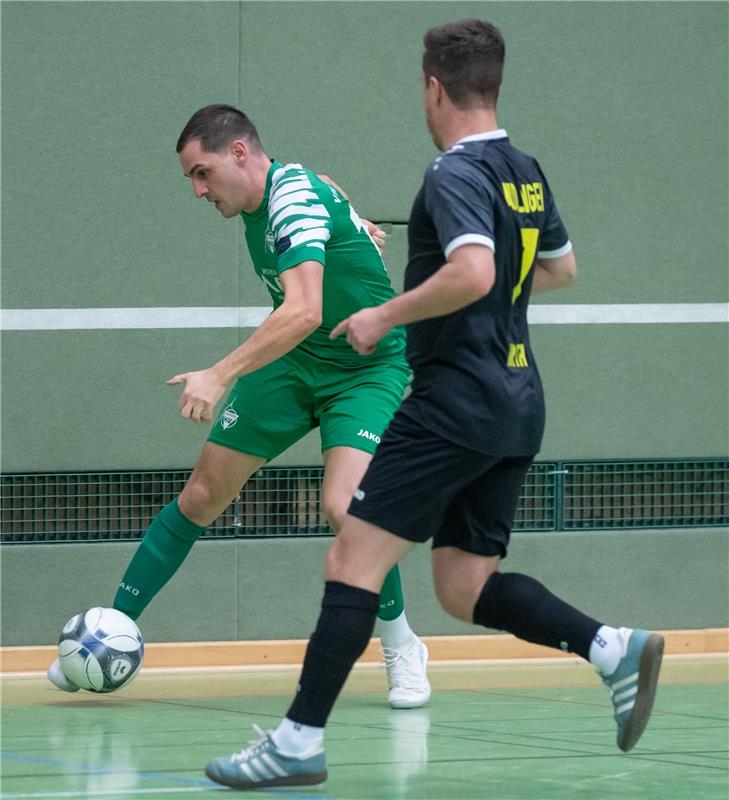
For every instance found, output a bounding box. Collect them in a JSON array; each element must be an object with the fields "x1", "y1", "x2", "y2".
[
  {"x1": 205, "y1": 725, "x2": 327, "y2": 790},
  {"x1": 601, "y1": 628, "x2": 664, "y2": 752}
]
